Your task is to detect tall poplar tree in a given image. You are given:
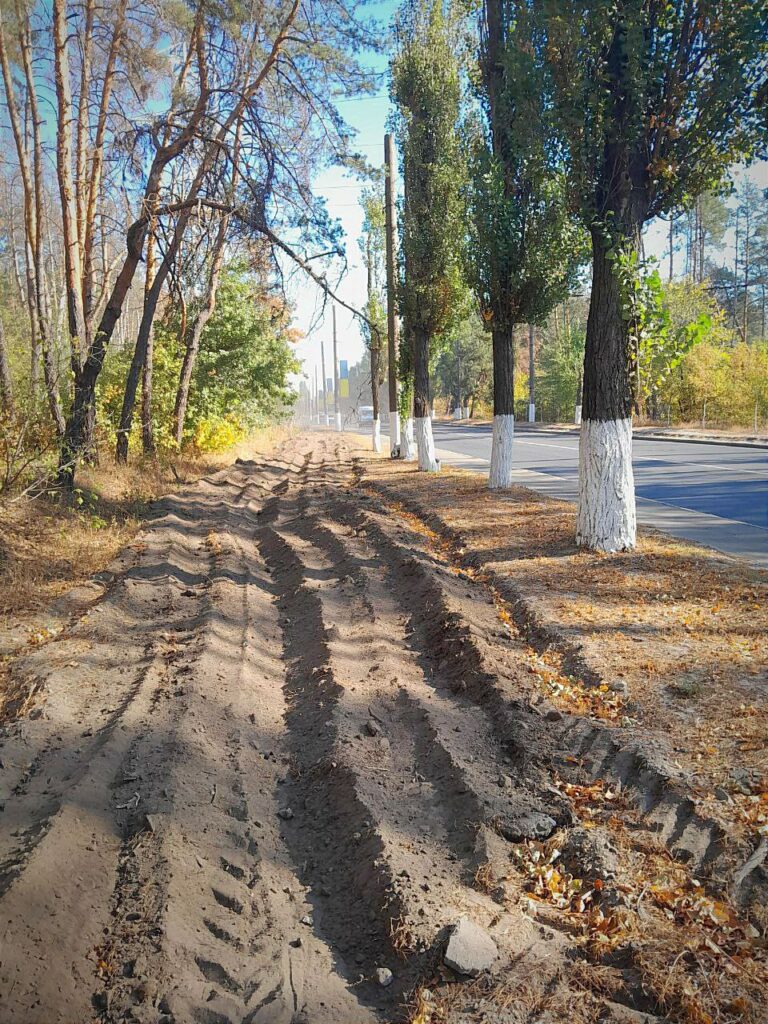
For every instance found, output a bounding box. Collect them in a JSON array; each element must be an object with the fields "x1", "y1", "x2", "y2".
[
  {"x1": 469, "y1": 0, "x2": 584, "y2": 489},
  {"x1": 358, "y1": 185, "x2": 387, "y2": 452},
  {"x1": 392, "y1": 0, "x2": 466, "y2": 472},
  {"x1": 541, "y1": 0, "x2": 768, "y2": 551}
]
